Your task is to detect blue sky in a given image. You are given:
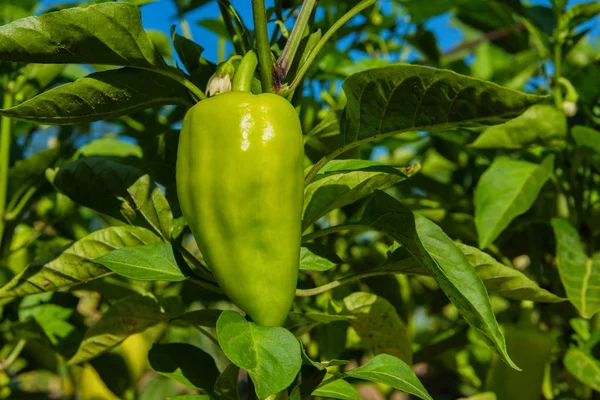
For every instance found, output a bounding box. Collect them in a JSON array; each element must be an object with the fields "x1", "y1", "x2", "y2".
[{"x1": 37, "y1": 0, "x2": 599, "y2": 65}]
